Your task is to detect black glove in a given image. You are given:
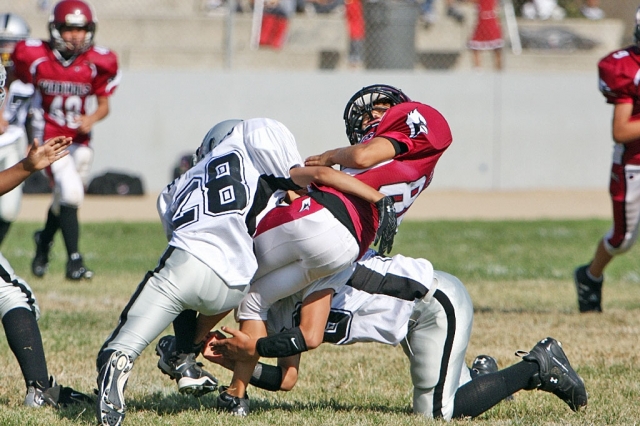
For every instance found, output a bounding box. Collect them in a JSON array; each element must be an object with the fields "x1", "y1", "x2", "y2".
[{"x1": 373, "y1": 196, "x2": 397, "y2": 255}]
